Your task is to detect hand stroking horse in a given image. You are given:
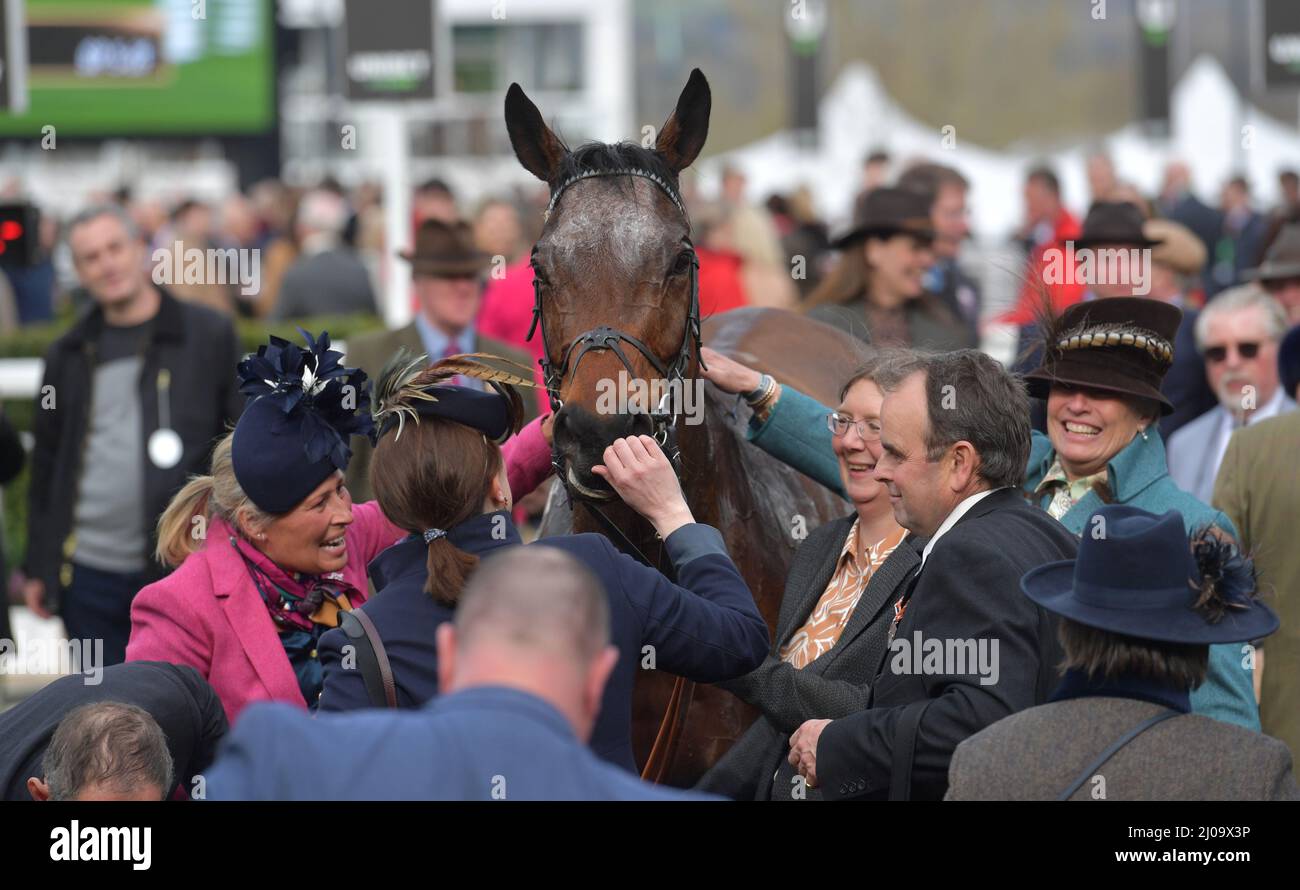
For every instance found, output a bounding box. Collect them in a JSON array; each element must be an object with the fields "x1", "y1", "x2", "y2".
[{"x1": 505, "y1": 69, "x2": 868, "y2": 787}]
